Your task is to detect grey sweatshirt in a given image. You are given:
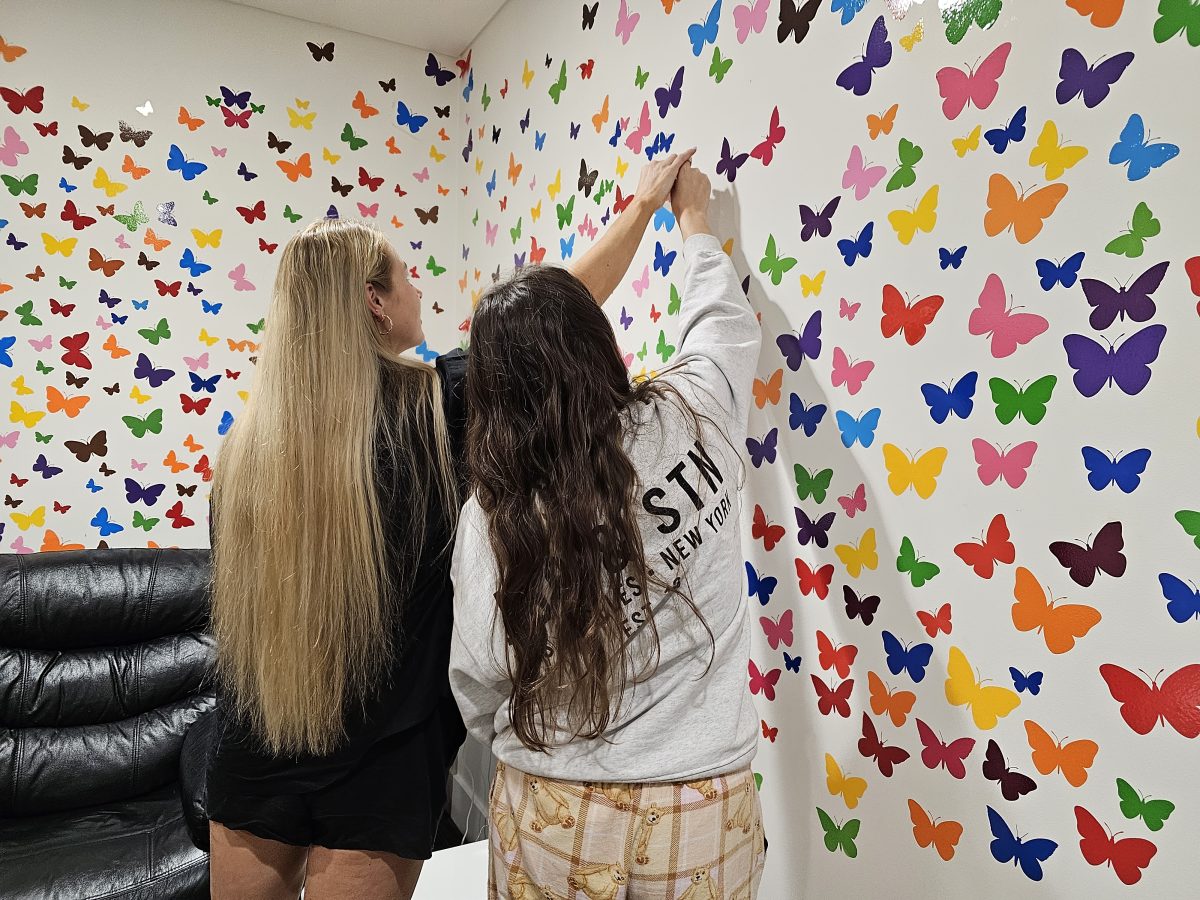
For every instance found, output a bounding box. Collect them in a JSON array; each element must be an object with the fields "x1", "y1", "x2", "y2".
[{"x1": 449, "y1": 232, "x2": 763, "y2": 783}]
